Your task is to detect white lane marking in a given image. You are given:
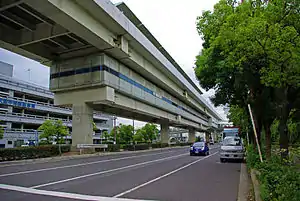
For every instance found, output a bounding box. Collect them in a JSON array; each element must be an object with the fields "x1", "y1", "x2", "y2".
[
  {"x1": 0, "y1": 184, "x2": 156, "y2": 201},
  {"x1": 113, "y1": 151, "x2": 219, "y2": 198},
  {"x1": 30, "y1": 153, "x2": 189, "y2": 189},
  {"x1": 0, "y1": 150, "x2": 179, "y2": 177}
]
